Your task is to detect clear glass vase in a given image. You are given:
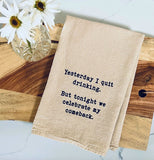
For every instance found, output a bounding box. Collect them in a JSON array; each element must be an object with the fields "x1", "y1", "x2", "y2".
[{"x1": 11, "y1": 25, "x2": 51, "y2": 62}]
